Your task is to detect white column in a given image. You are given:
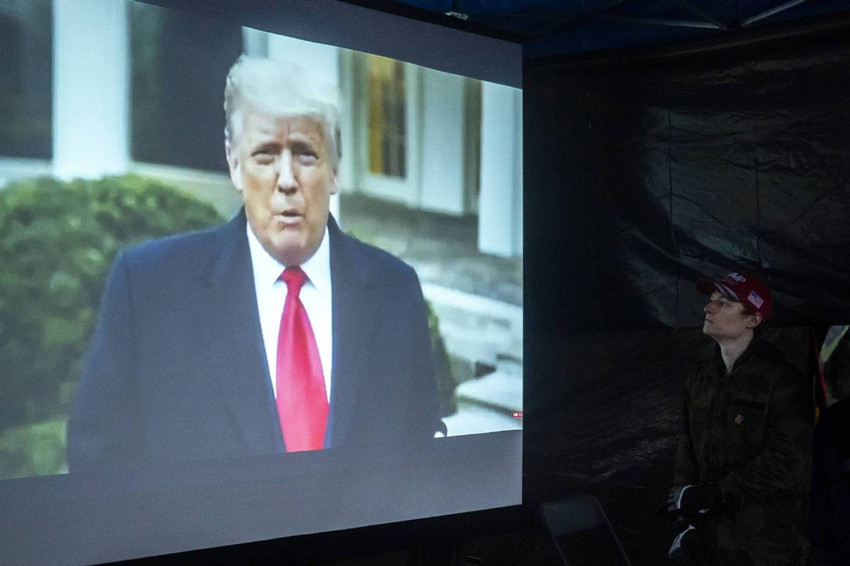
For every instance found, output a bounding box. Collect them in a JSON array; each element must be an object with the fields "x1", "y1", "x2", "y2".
[
  {"x1": 478, "y1": 83, "x2": 523, "y2": 257},
  {"x1": 267, "y1": 34, "x2": 342, "y2": 220},
  {"x1": 336, "y1": 49, "x2": 355, "y2": 198},
  {"x1": 419, "y1": 68, "x2": 466, "y2": 215},
  {"x1": 53, "y1": 0, "x2": 129, "y2": 180},
  {"x1": 242, "y1": 27, "x2": 269, "y2": 58},
  {"x1": 267, "y1": 35, "x2": 339, "y2": 84}
]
